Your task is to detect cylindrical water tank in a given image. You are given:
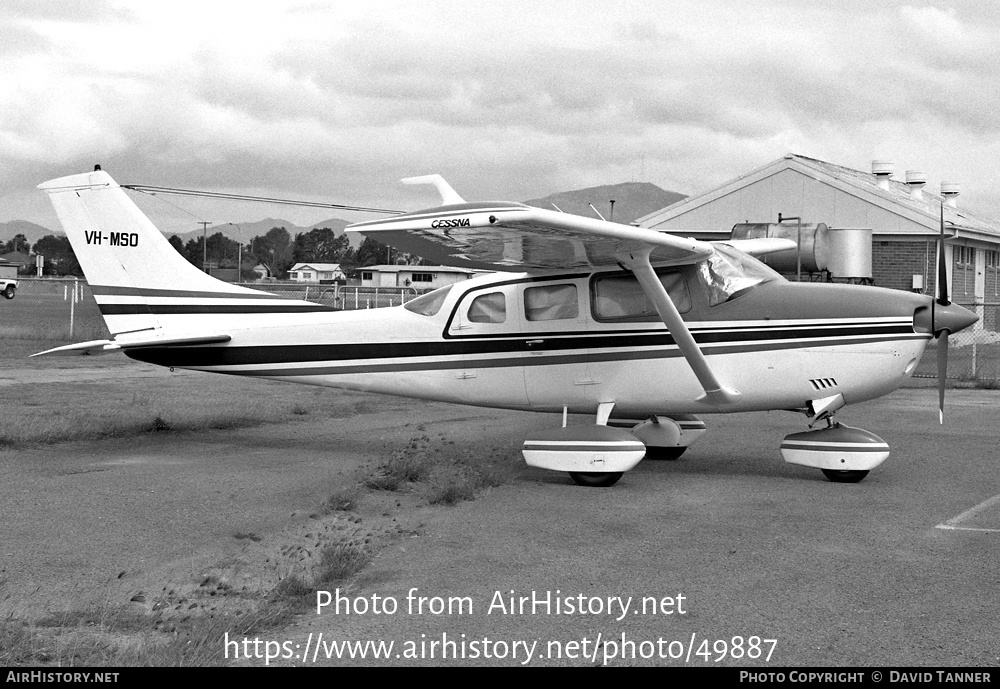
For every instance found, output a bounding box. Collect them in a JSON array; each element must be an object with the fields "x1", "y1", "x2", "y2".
[
  {"x1": 730, "y1": 222, "x2": 828, "y2": 273},
  {"x1": 730, "y1": 223, "x2": 872, "y2": 278}
]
